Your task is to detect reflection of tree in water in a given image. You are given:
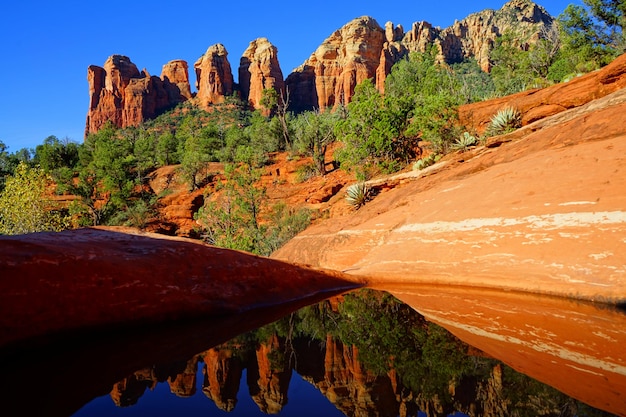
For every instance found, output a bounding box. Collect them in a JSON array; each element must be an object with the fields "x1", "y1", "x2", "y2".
[{"x1": 112, "y1": 289, "x2": 612, "y2": 416}]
